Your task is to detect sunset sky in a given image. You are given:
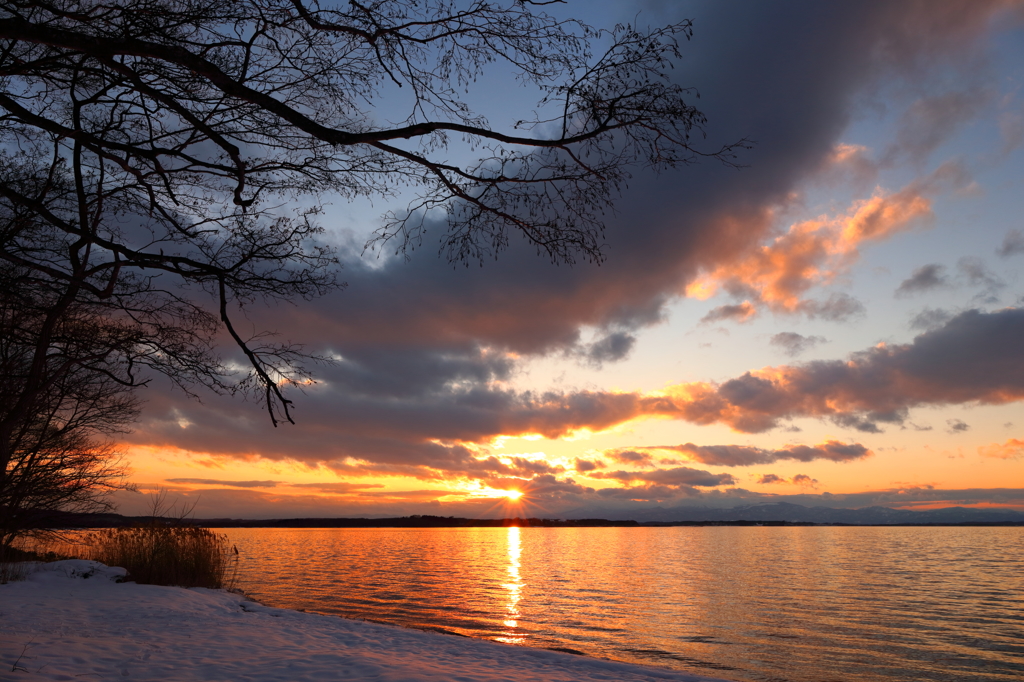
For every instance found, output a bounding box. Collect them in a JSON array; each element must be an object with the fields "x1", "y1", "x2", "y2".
[{"x1": 114, "y1": 0, "x2": 1024, "y2": 519}]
